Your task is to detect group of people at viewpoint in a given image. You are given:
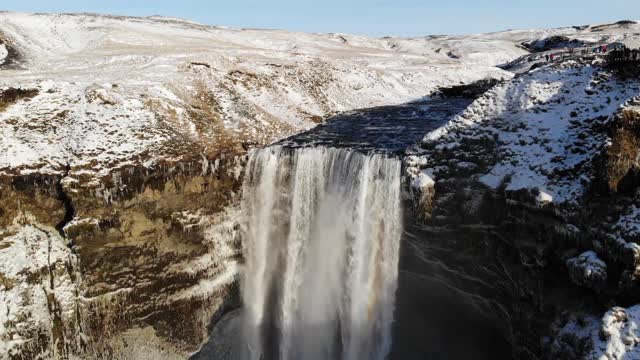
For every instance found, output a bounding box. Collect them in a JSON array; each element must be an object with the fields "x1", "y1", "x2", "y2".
[
  {"x1": 580, "y1": 44, "x2": 610, "y2": 55},
  {"x1": 543, "y1": 43, "x2": 640, "y2": 63}
]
